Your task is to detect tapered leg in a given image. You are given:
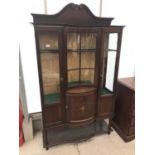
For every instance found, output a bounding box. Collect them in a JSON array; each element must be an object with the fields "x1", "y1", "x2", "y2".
[{"x1": 43, "y1": 128, "x2": 48, "y2": 150}]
